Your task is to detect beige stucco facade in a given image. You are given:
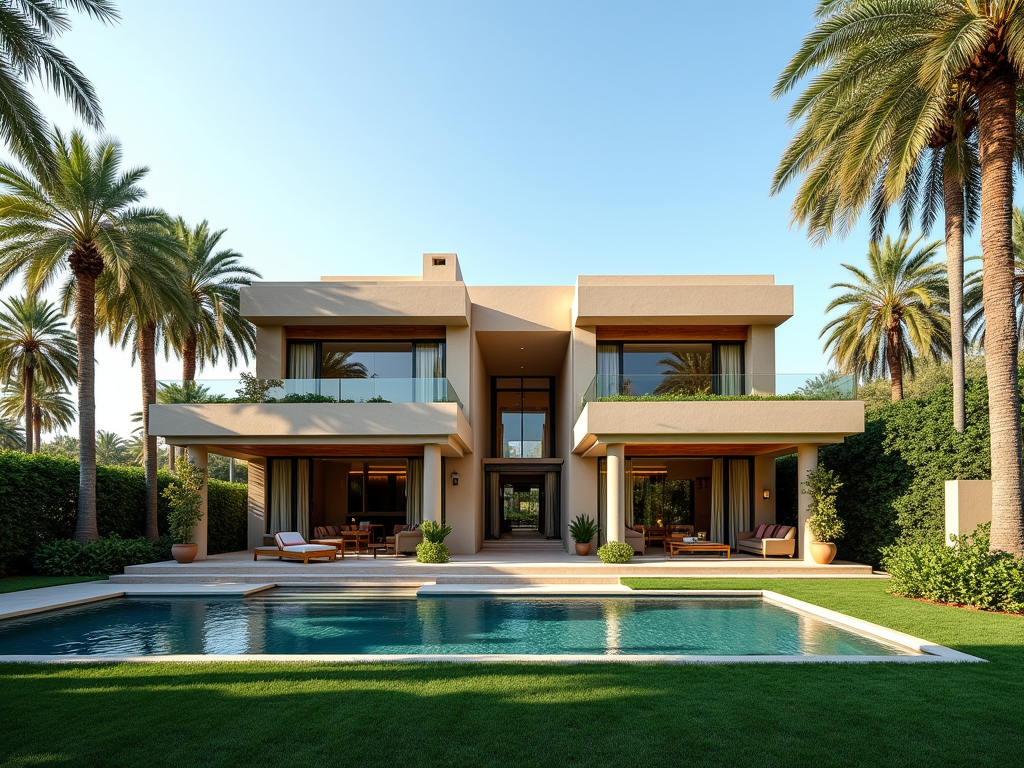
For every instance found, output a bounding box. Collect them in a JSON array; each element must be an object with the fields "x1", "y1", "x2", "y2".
[{"x1": 151, "y1": 253, "x2": 864, "y2": 559}]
